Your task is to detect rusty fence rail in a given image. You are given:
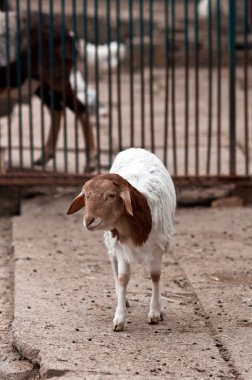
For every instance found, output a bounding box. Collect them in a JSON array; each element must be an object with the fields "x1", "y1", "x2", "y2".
[{"x1": 0, "y1": 0, "x2": 251, "y2": 186}]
